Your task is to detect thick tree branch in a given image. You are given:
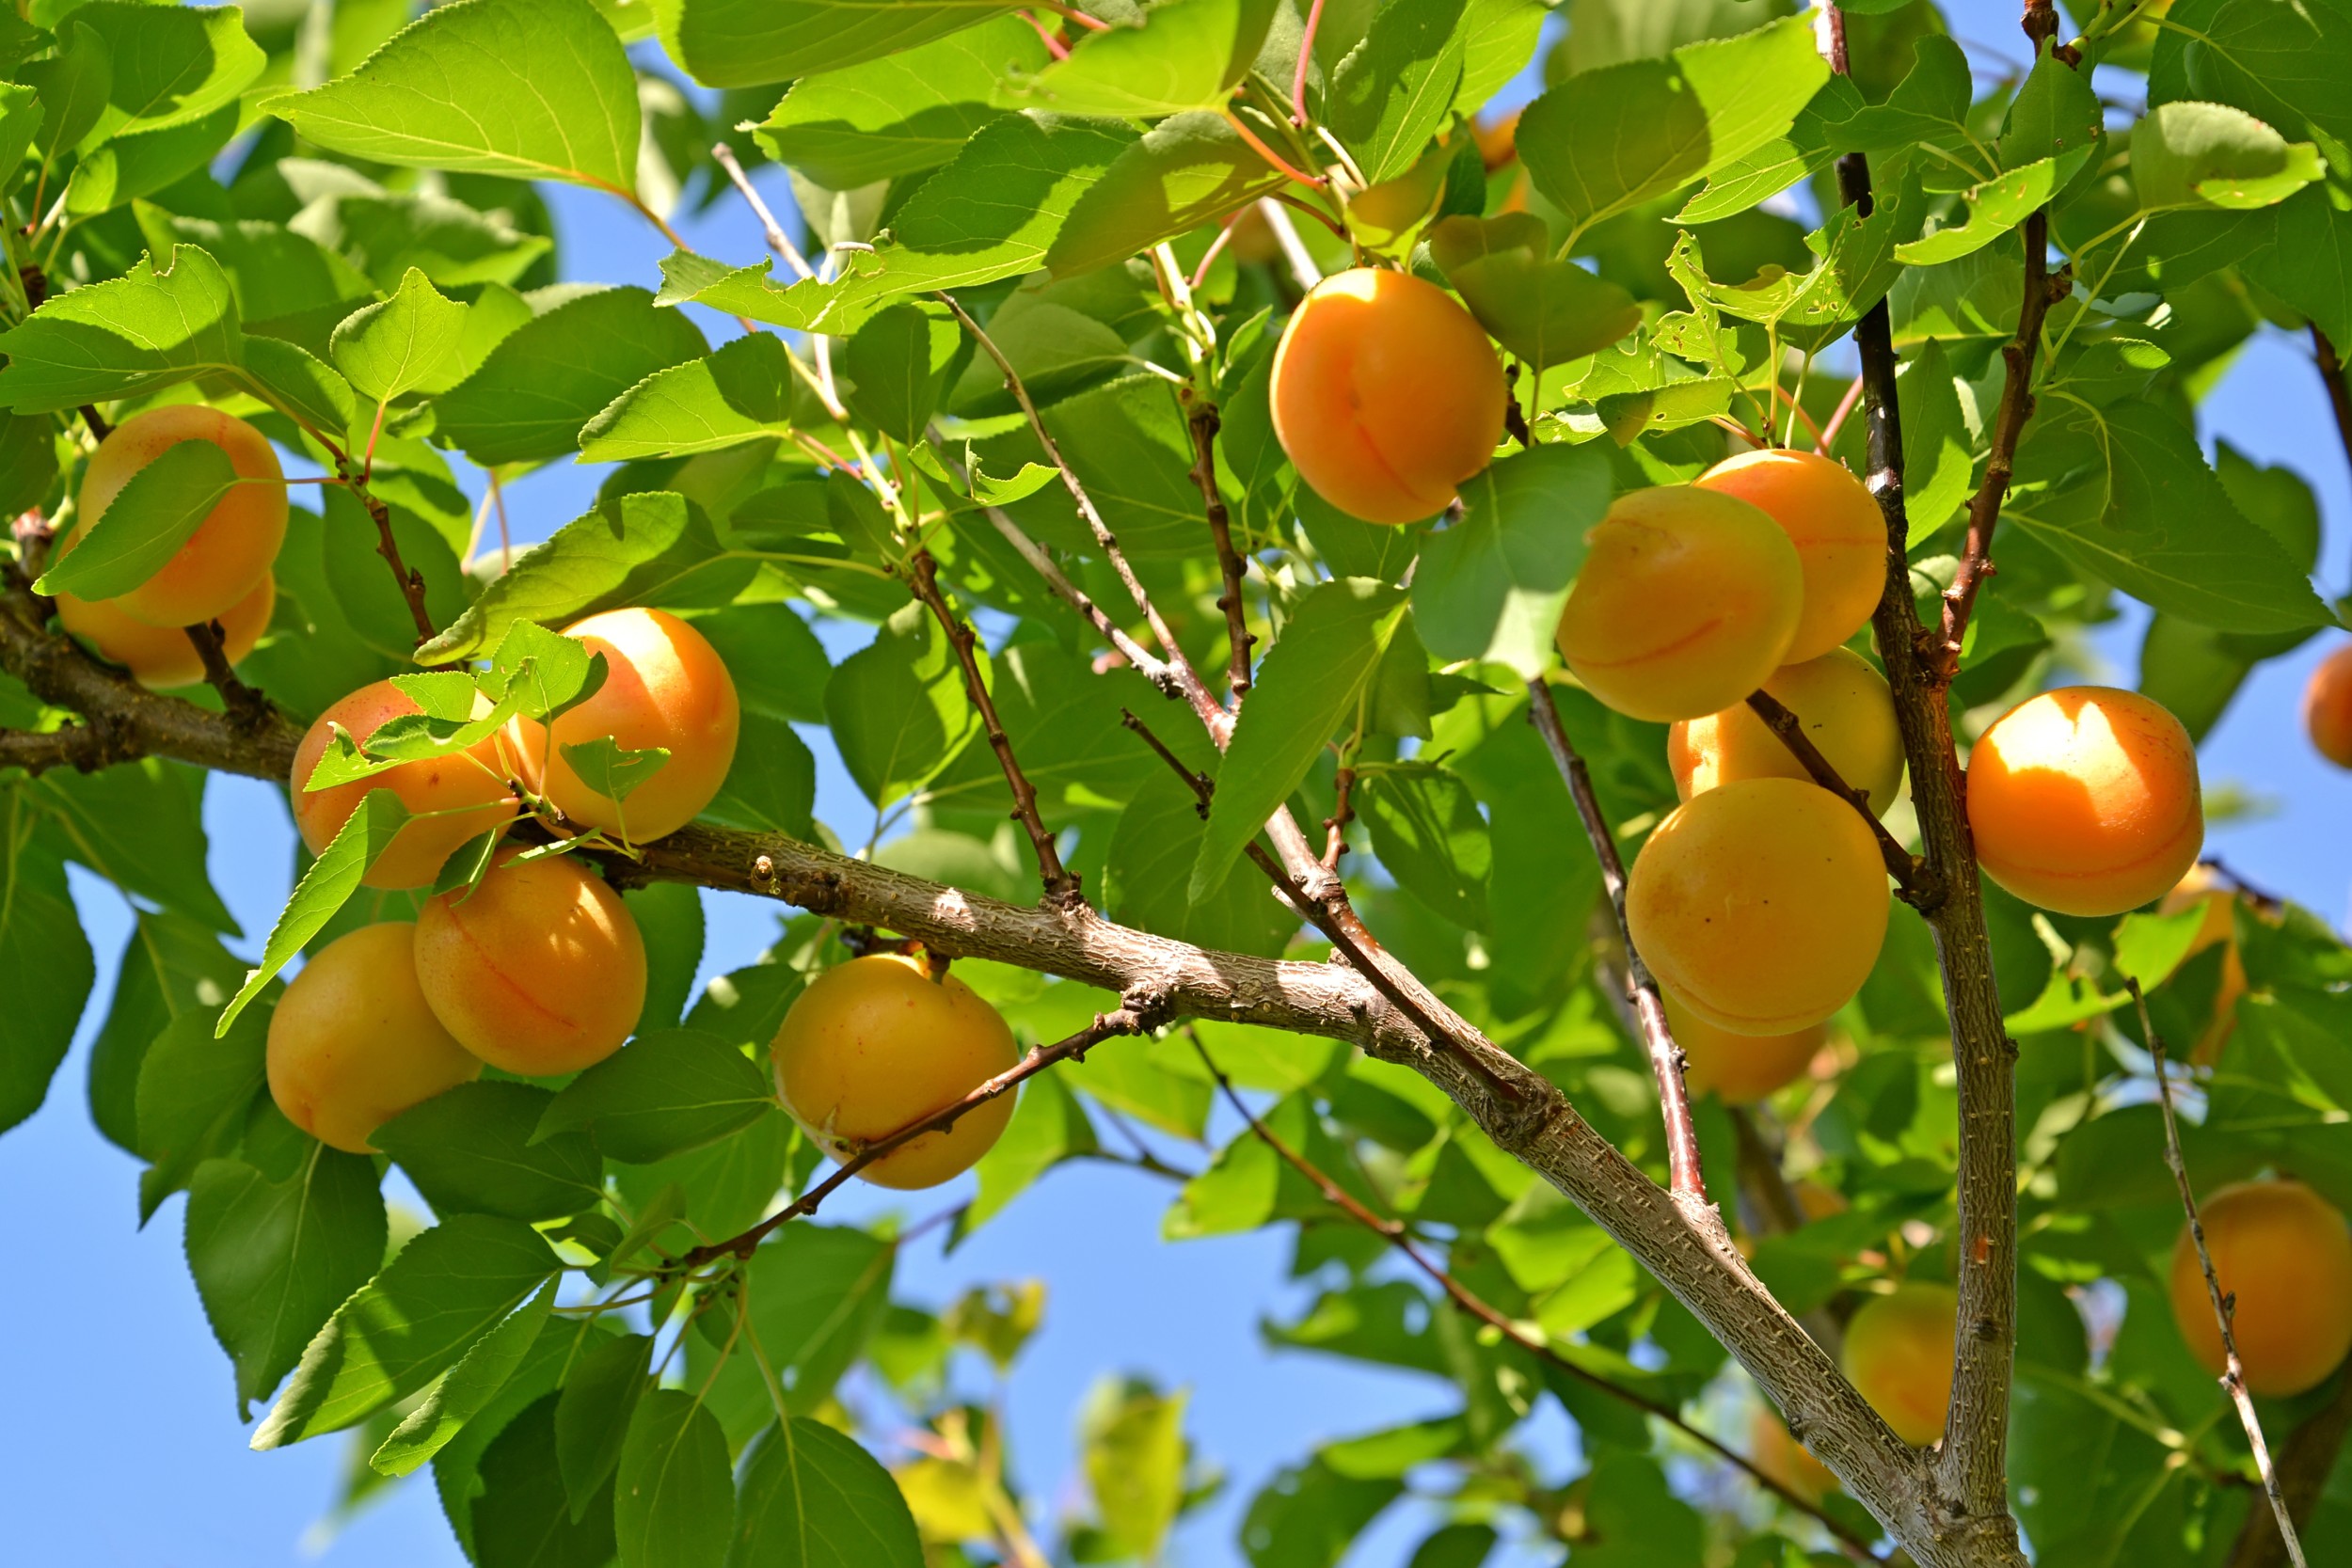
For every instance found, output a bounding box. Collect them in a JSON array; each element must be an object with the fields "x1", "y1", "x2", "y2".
[
  {"x1": 1184, "y1": 400, "x2": 1256, "y2": 701},
  {"x1": 0, "y1": 719, "x2": 135, "y2": 774},
  {"x1": 1743, "y1": 688, "x2": 1935, "y2": 905},
  {"x1": 2230, "y1": 1370, "x2": 2352, "y2": 1568}
]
